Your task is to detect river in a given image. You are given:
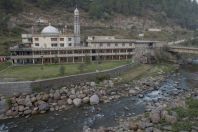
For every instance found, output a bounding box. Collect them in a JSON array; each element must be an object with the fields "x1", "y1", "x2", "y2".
[{"x1": 0, "y1": 64, "x2": 197, "y2": 132}]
